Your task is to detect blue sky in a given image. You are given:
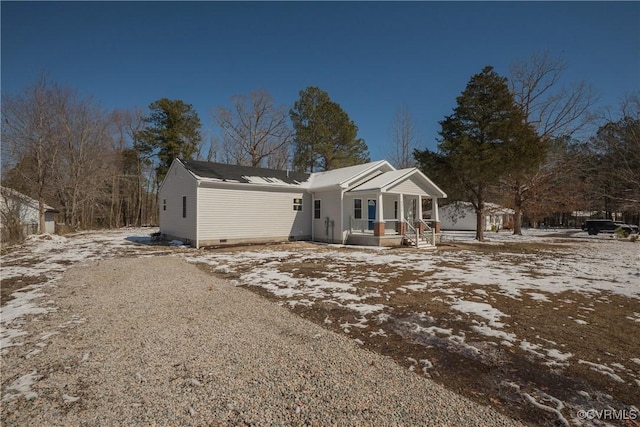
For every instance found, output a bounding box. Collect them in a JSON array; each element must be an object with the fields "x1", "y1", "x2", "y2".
[{"x1": 2, "y1": 1, "x2": 639, "y2": 162}]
